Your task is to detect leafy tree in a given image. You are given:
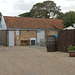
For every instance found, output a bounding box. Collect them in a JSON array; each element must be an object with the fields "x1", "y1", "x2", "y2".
[
  {"x1": 18, "y1": 12, "x2": 31, "y2": 17},
  {"x1": 43, "y1": 1, "x2": 61, "y2": 18},
  {"x1": 30, "y1": 1, "x2": 61, "y2": 18},
  {"x1": 63, "y1": 11, "x2": 75, "y2": 27},
  {"x1": 18, "y1": 1, "x2": 61, "y2": 18},
  {"x1": 56, "y1": 11, "x2": 75, "y2": 27},
  {"x1": 56, "y1": 12, "x2": 65, "y2": 19},
  {"x1": 30, "y1": 3, "x2": 49, "y2": 18}
]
